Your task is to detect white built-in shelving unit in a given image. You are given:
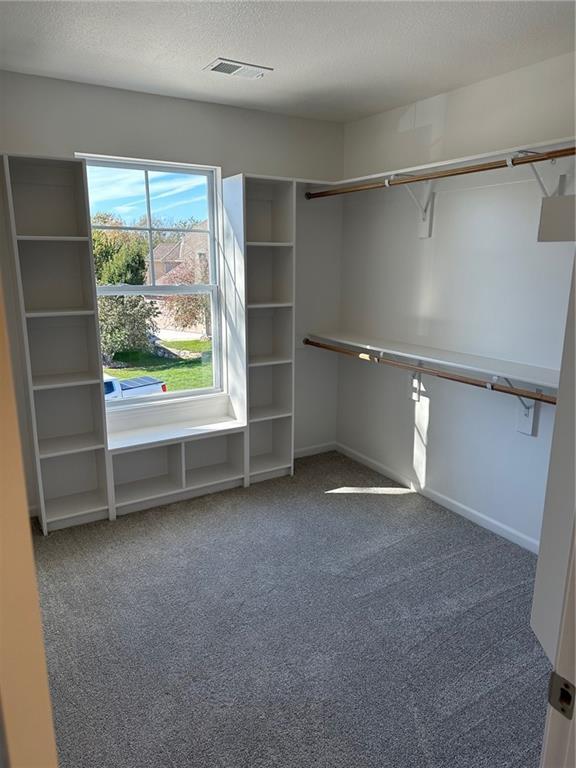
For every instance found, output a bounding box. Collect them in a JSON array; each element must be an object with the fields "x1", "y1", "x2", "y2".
[
  {"x1": 244, "y1": 177, "x2": 295, "y2": 481},
  {"x1": 3, "y1": 155, "x2": 111, "y2": 533},
  {"x1": 1, "y1": 156, "x2": 299, "y2": 532}
]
